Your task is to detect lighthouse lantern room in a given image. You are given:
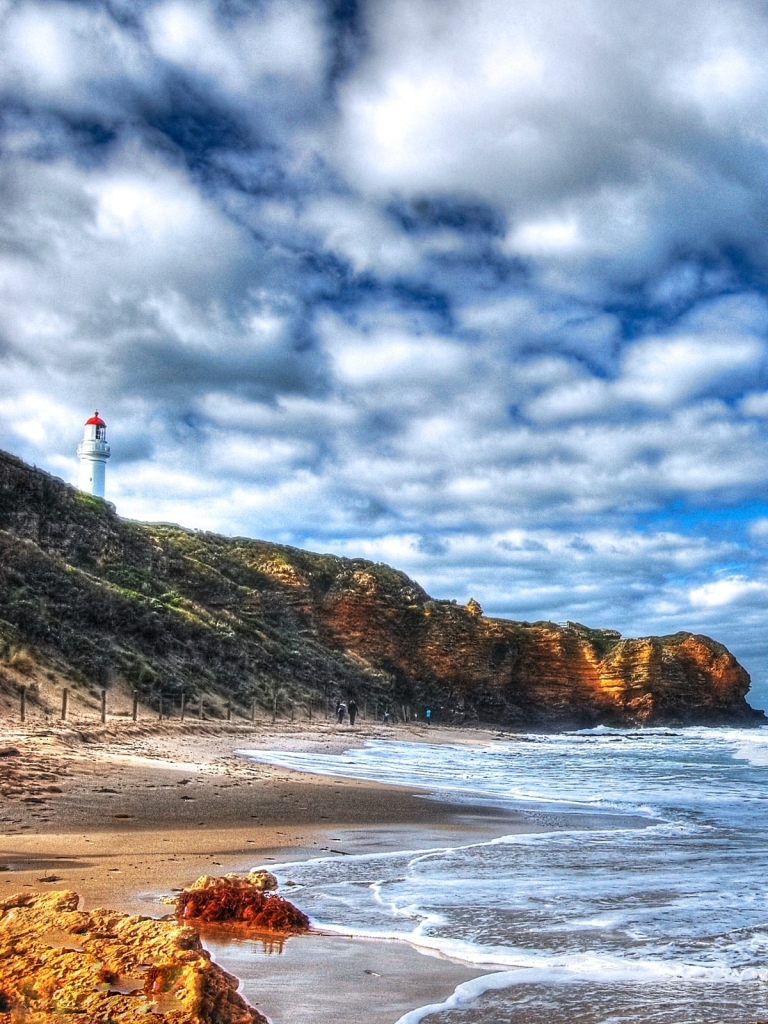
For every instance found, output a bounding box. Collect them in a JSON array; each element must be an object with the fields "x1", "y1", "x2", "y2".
[{"x1": 77, "y1": 411, "x2": 111, "y2": 498}]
